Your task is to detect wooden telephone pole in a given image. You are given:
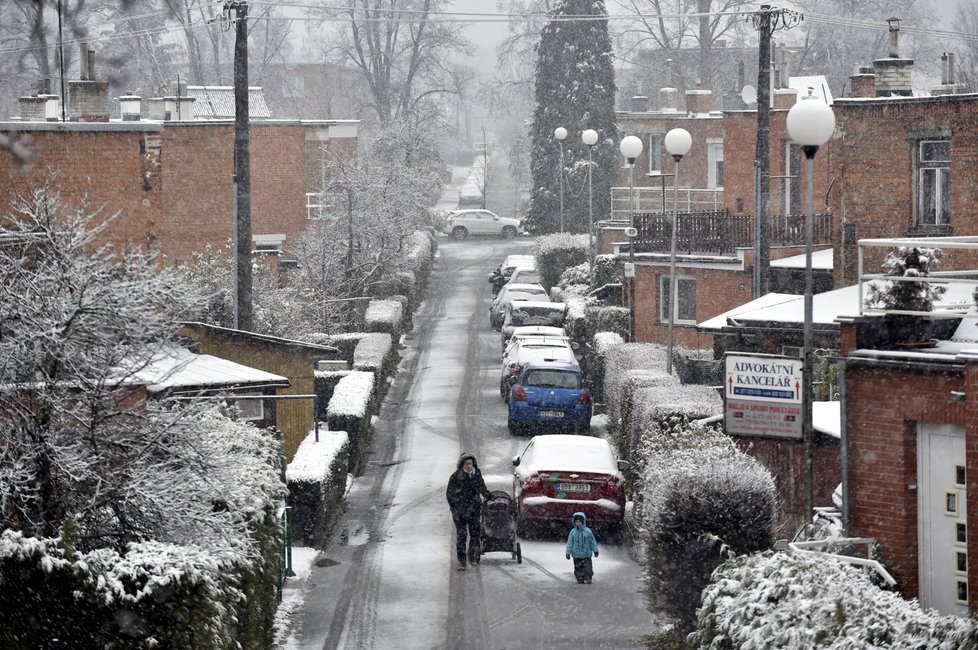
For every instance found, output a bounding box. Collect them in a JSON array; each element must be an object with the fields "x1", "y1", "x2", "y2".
[{"x1": 231, "y1": 0, "x2": 253, "y2": 331}]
